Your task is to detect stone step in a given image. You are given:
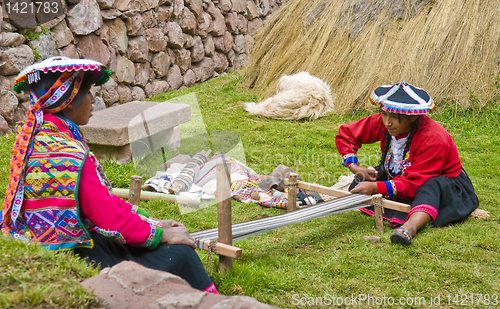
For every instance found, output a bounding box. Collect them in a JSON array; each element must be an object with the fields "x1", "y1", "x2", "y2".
[{"x1": 81, "y1": 101, "x2": 191, "y2": 164}]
